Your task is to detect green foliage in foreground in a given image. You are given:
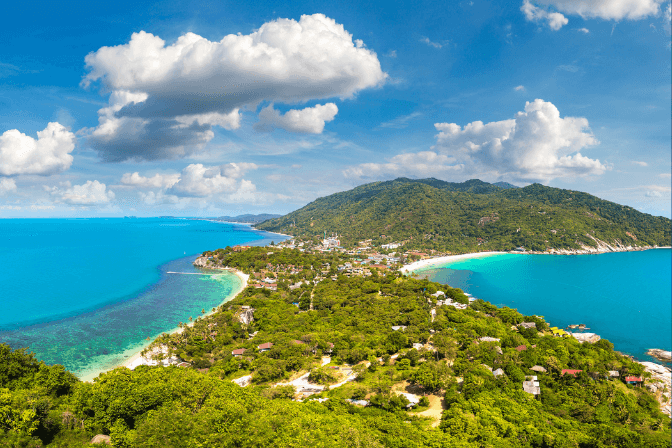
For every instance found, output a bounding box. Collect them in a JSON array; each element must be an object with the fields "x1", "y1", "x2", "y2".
[
  {"x1": 1, "y1": 247, "x2": 670, "y2": 447},
  {"x1": 256, "y1": 178, "x2": 671, "y2": 252}
]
